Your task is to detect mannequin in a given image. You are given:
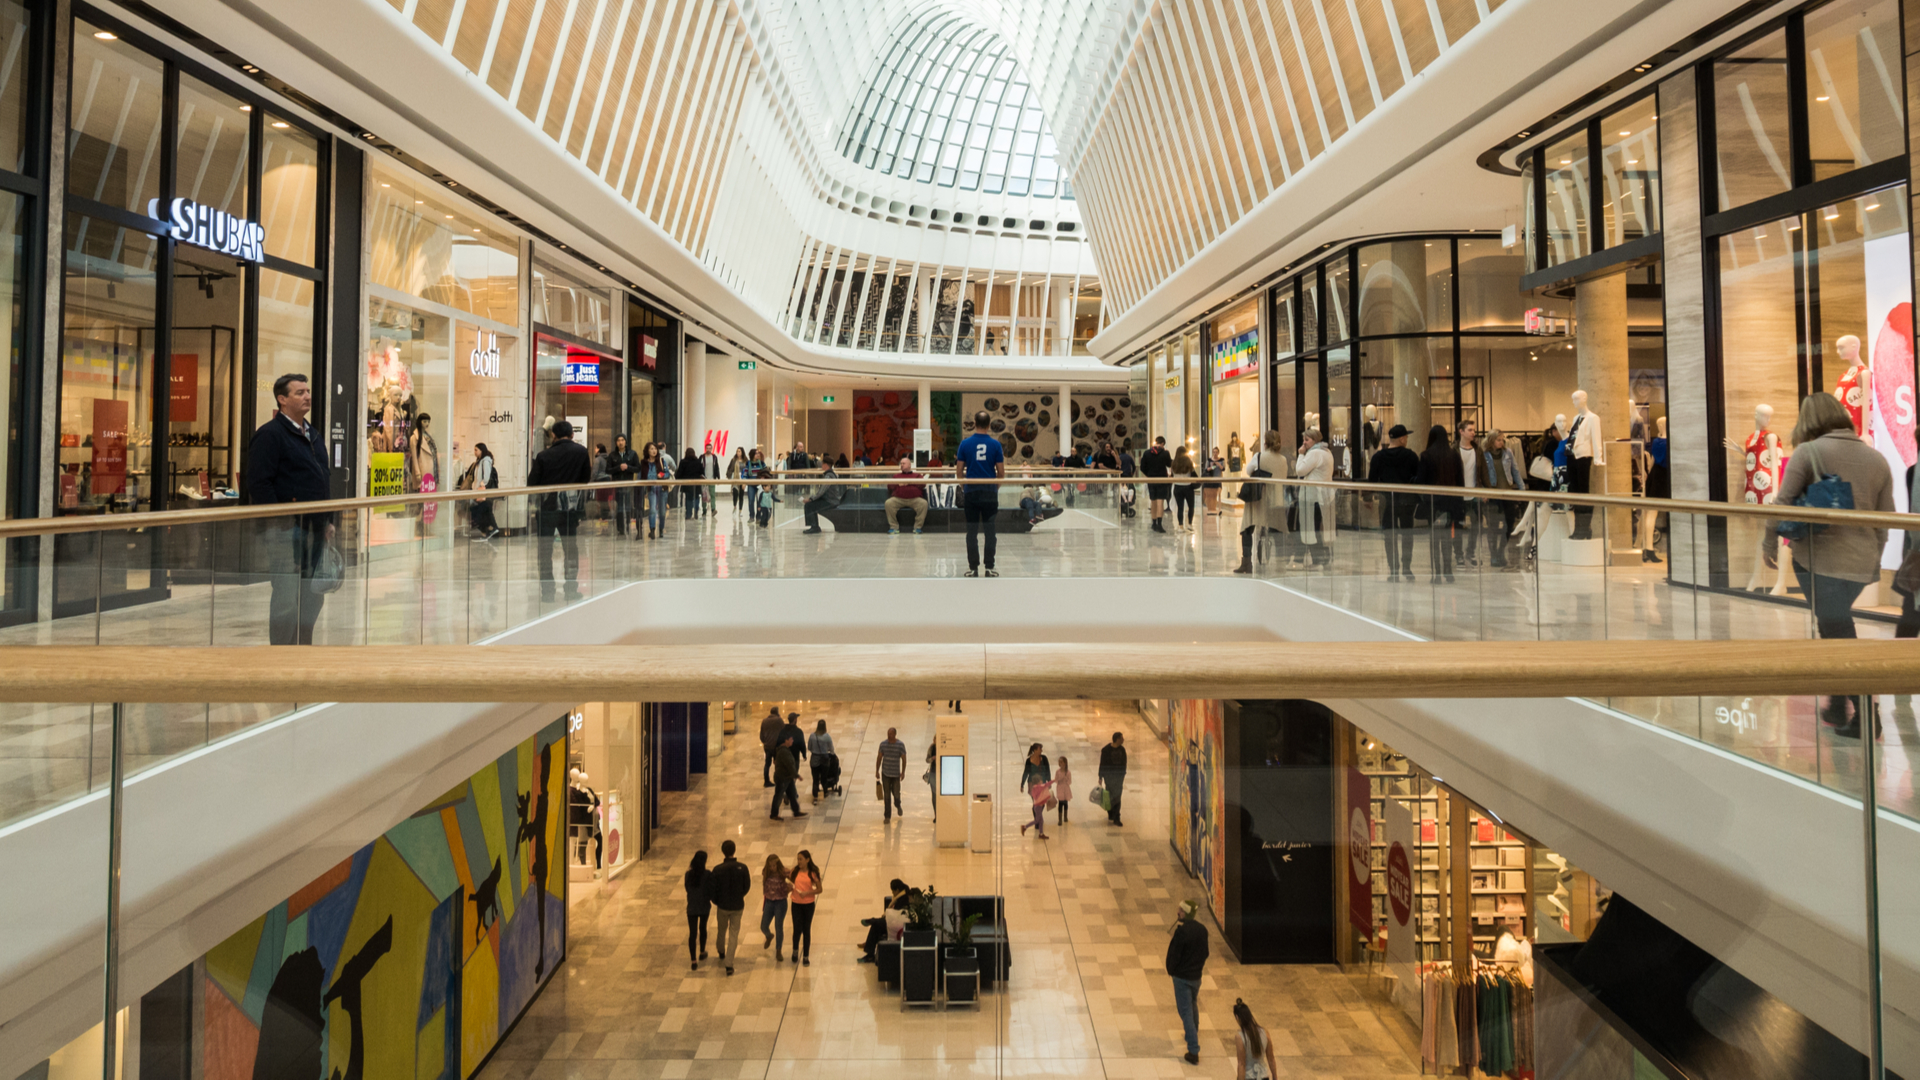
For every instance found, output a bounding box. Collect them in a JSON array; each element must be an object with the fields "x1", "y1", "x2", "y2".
[
  {"x1": 1641, "y1": 416, "x2": 1668, "y2": 561},
  {"x1": 1725, "y1": 405, "x2": 1790, "y2": 594},
  {"x1": 1565, "y1": 390, "x2": 1603, "y2": 540},
  {"x1": 1834, "y1": 334, "x2": 1871, "y2": 437},
  {"x1": 1362, "y1": 404, "x2": 1382, "y2": 453},
  {"x1": 567, "y1": 766, "x2": 603, "y2": 873}
]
